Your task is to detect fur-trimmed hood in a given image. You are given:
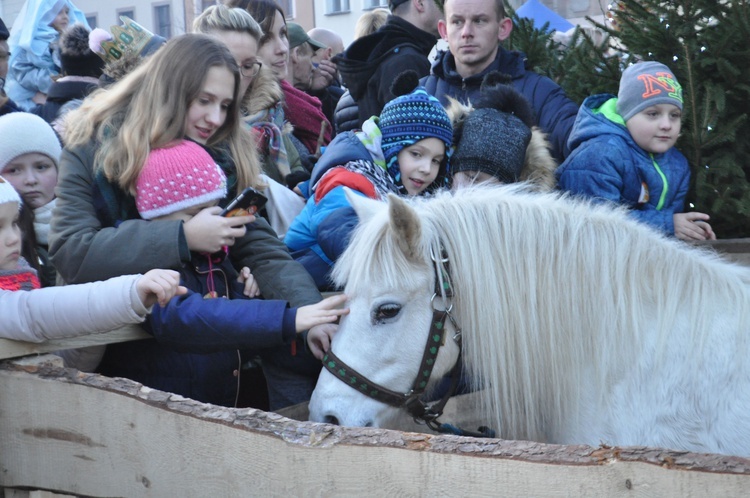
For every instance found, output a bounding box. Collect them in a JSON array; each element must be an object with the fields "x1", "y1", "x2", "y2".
[
  {"x1": 446, "y1": 83, "x2": 557, "y2": 191},
  {"x1": 241, "y1": 65, "x2": 284, "y2": 117}
]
